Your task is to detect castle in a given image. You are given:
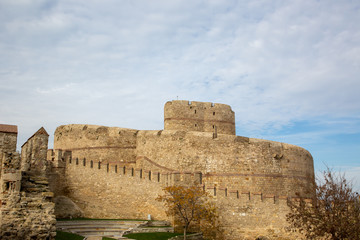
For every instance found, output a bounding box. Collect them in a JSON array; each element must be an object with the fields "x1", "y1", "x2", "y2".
[{"x1": 0, "y1": 100, "x2": 315, "y2": 239}]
